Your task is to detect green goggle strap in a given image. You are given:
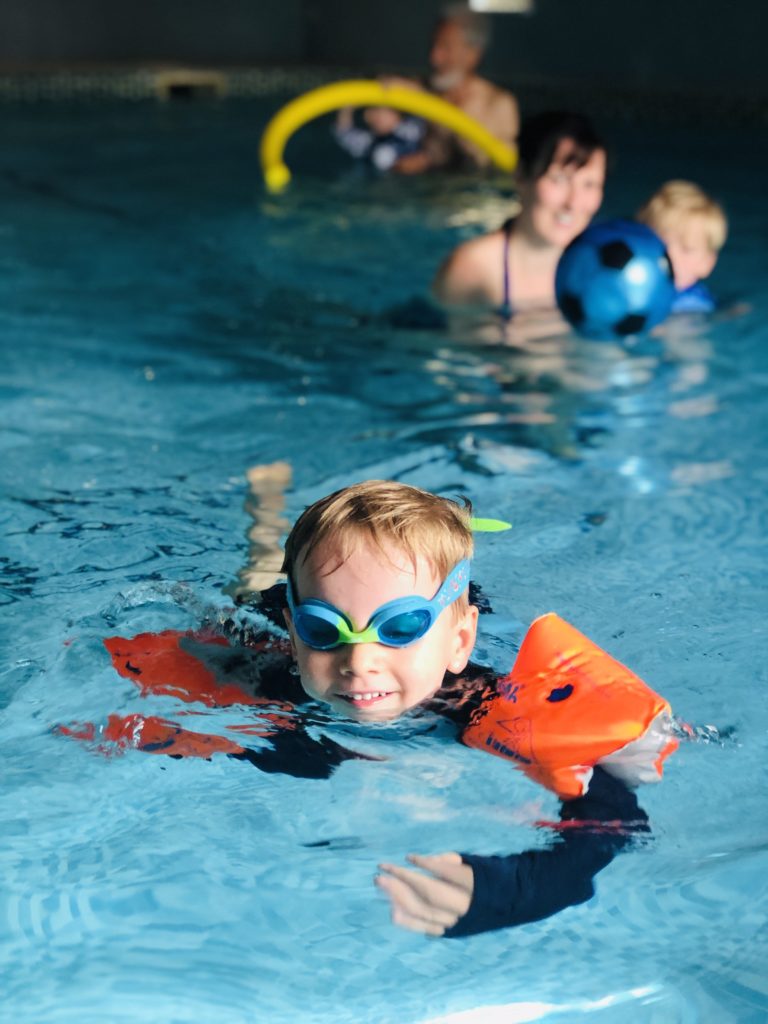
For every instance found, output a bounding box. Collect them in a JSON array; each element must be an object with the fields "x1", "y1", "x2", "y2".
[{"x1": 470, "y1": 517, "x2": 512, "y2": 532}]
